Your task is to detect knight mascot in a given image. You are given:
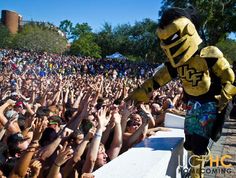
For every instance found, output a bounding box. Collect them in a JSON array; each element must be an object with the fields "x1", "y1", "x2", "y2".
[{"x1": 127, "y1": 7, "x2": 236, "y2": 178}]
